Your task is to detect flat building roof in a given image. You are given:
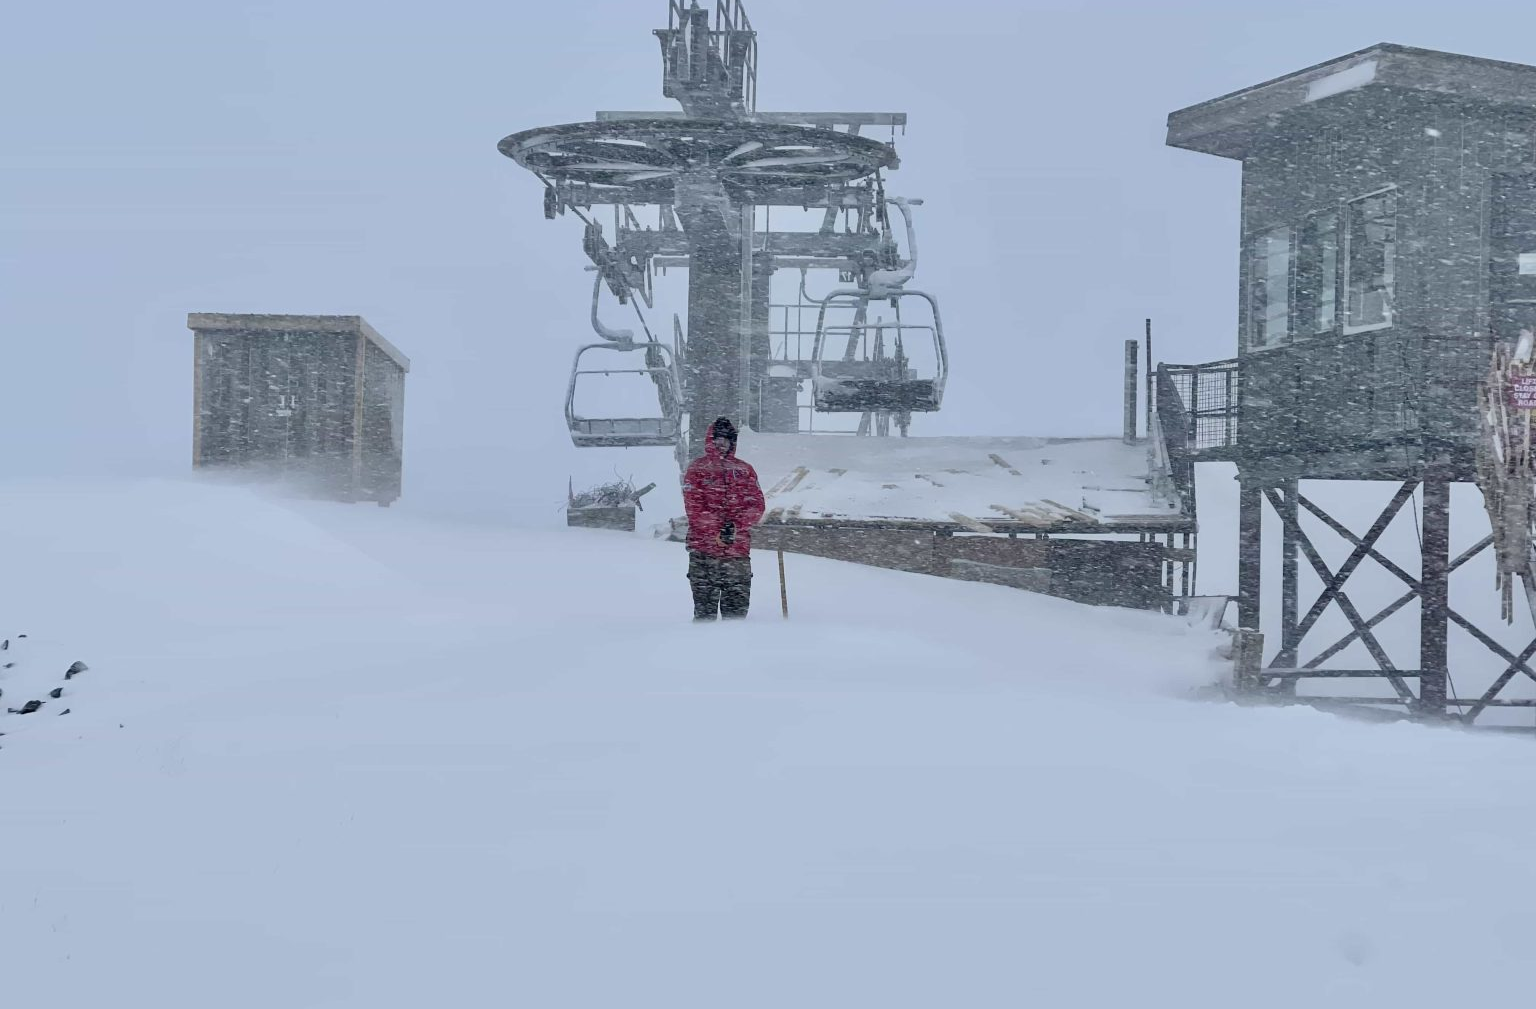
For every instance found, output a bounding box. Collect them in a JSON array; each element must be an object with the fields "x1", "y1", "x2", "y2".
[
  {"x1": 187, "y1": 313, "x2": 411, "y2": 372},
  {"x1": 1167, "y1": 43, "x2": 1536, "y2": 160}
]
